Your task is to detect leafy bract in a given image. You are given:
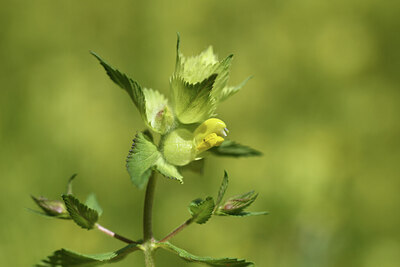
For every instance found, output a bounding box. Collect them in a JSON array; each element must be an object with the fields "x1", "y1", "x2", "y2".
[
  {"x1": 189, "y1": 197, "x2": 215, "y2": 224},
  {"x1": 158, "y1": 242, "x2": 254, "y2": 267},
  {"x1": 217, "y1": 211, "x2": 269, "y2": 217},
  {"x1": 35, "y1": 243, "x2": 139, "y2": 267},
  {"x1": 62, "y1": 194, "x2": 99, "y2": 230},
  {"x1": 85, "y1": 193, "x2": 103, "y2": 217},
  {"x1": 209, "y1": 140, "x2": 262, "y2": 157},
  {"x1": 170, "y1": 74, "x2": 217, "y2": 124},
  {"x1": 215, "y1": 171, "x2": 229, "y2": 208},
  {"x1": 174, "y1": 35, "x2": 247, "y2": 105},
  {"x1": 91, "y1": 52, "x2": 146, "y2": 119},
  {"x1": 215, "y1": 76, "x2": 252, "y2": 103},
  {"x1": 126, "y1": 132, "x2": 182, "y2": 188}
]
